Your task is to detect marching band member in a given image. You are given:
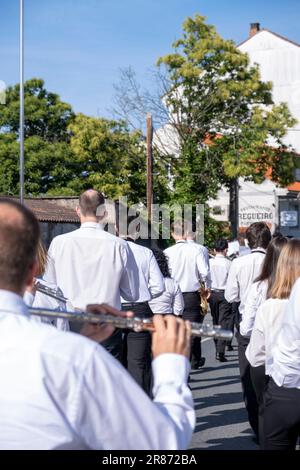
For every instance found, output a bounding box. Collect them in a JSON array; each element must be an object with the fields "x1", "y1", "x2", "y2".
[
  {"x1": 209, "y1": 239, "x2": 232, "y2": 362},
  {"x1": 44, "y1": 189, "x2": 139, "y2": 360},
  {"x1": 117, "y1": 217, "x2": 165, "y2": 395},
  {"x1": 149, "y1": 248, "x2": 184, "y2": 316},
  {"x1": 225, "y1": 222, "x2": 271, "y2": 440},
  {"x1": 164, "y1": 220, "x2": 210, "y2": 370},
  {"x1": 24, "y1": 239, "x2": 70, "y2": 331},
  {"x1": 246, "y1": 239, "x2": 300, "y2": 446},
  {"x1": 0, "y1": 198, "x2": 195, "y2": 450},
  {"x1": 240, "y1": 235, "x2": 288, "y2": 338},
  {"x1": 263, "y1": 275, "x2": 300, "y2": 450}
]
